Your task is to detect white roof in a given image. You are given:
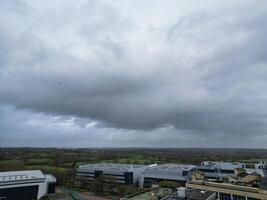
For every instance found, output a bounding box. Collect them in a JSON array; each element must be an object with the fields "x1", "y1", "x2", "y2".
[
  {"x1": 145, "y1": 164, "x2": 196, "y2": 172},
  {"x1": 141, "y1": 164, "x2": 196, "y2": 181},
  {"x1": 0, "y1": 170, "x2": 45, "y2": 183},
  {"x1": 45, "y1": 174, "x2": 57, "y2": 183}
]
